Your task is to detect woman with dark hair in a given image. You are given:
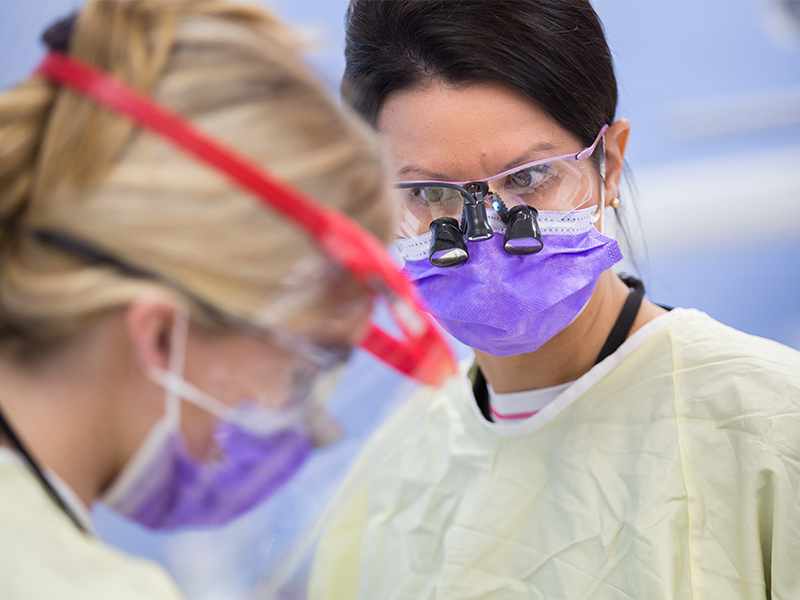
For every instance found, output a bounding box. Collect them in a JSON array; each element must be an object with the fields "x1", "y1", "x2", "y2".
[{"x1": 309, "y1": 1, "x2": 800, "y2": 598}]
